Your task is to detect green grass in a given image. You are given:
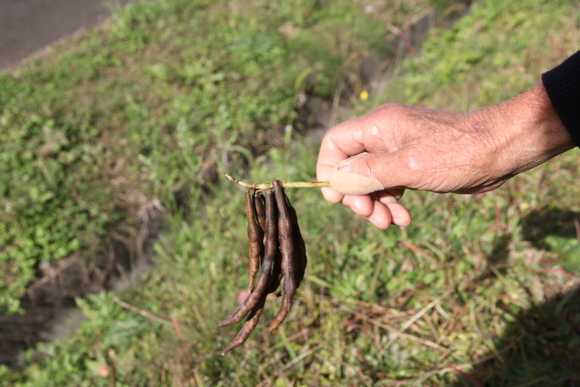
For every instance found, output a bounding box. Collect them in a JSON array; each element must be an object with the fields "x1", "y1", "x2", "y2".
[
  {"x1": 0, "y1": 0, "x2": 428, "y2": 313},
  {"x1": 2, "y1": 0, "x2": 580, "y2": 385}
]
